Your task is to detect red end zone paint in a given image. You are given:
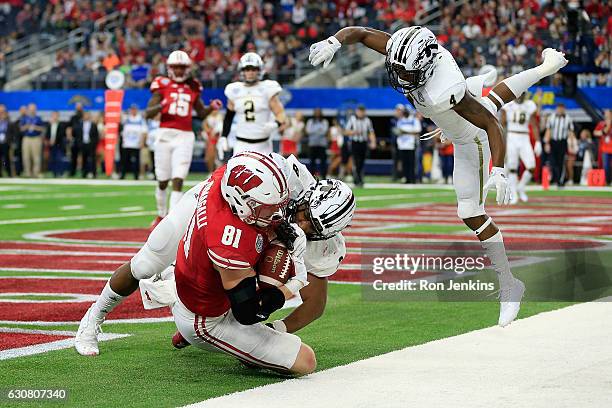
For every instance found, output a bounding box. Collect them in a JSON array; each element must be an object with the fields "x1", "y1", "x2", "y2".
[
  {"x1": 0, "y1": 278, "x2": 171, "y2": 322},
  {"x1": 0, "y1": 332, "x2": 72, "y2": 350}
]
